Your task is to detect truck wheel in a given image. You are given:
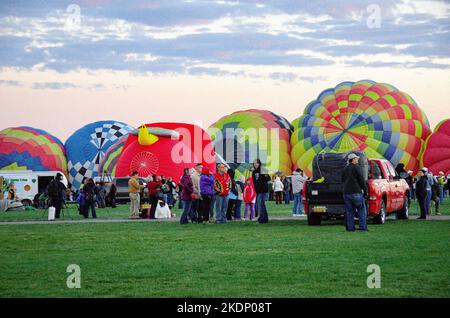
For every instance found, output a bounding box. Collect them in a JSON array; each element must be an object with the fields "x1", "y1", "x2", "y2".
[
  {"x1": 307, "y1": 213, "x2": 322, "y2": 225},
  {"x1": 396, "y1": 196, "x2": 409, "y2": 220},
  {"x1": 373, "y1": 201, "x2": 386, "y2": 224}
]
